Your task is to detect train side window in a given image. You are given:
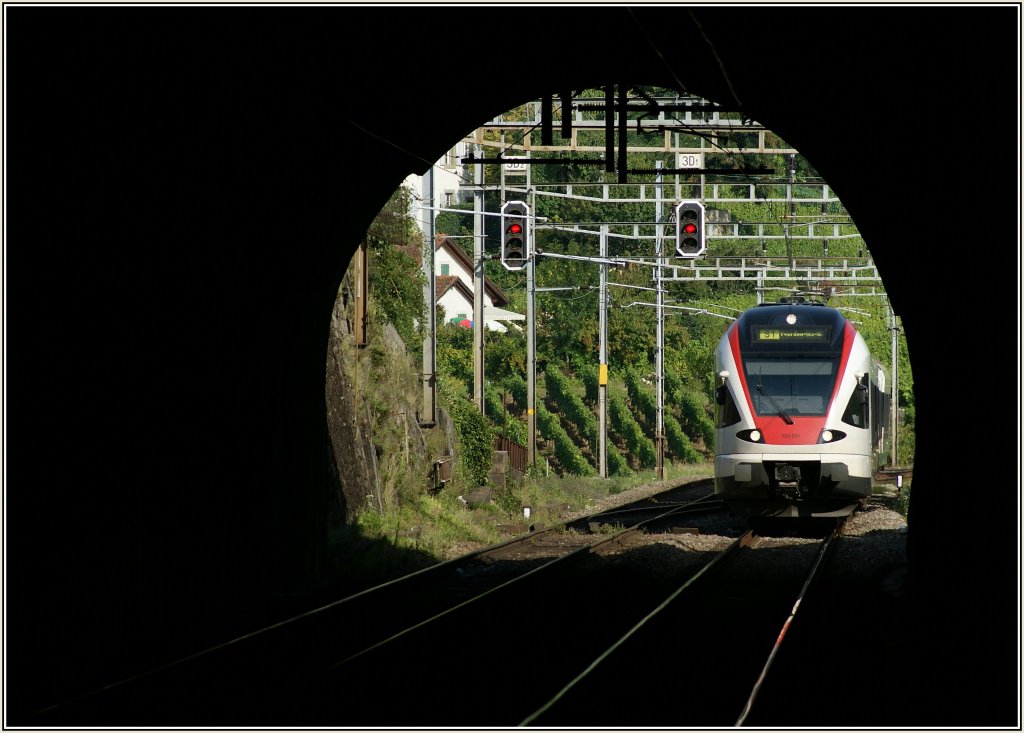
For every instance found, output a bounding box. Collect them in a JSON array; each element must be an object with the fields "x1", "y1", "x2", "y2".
[
  {"x1": 716, "y1": 385, "x2": 741, "y2": 428},
  {"x1": 841, "y1": 380, "x2": 868, "y2": 428}
]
